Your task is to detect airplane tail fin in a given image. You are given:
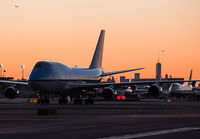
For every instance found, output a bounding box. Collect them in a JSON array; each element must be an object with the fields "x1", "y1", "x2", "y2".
[
  {"x1": 188, "y1": 69, "x2": 193, "y2": 86},
  {"x1": 89, "y1": 30, "x2": 105, "y2": 69}
]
